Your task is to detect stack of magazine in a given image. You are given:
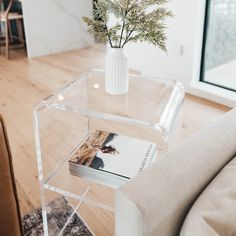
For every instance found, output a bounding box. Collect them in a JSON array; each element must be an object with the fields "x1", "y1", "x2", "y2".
[{"x1": 68, "y1": 130, "x2": 157, "y2": 187}]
